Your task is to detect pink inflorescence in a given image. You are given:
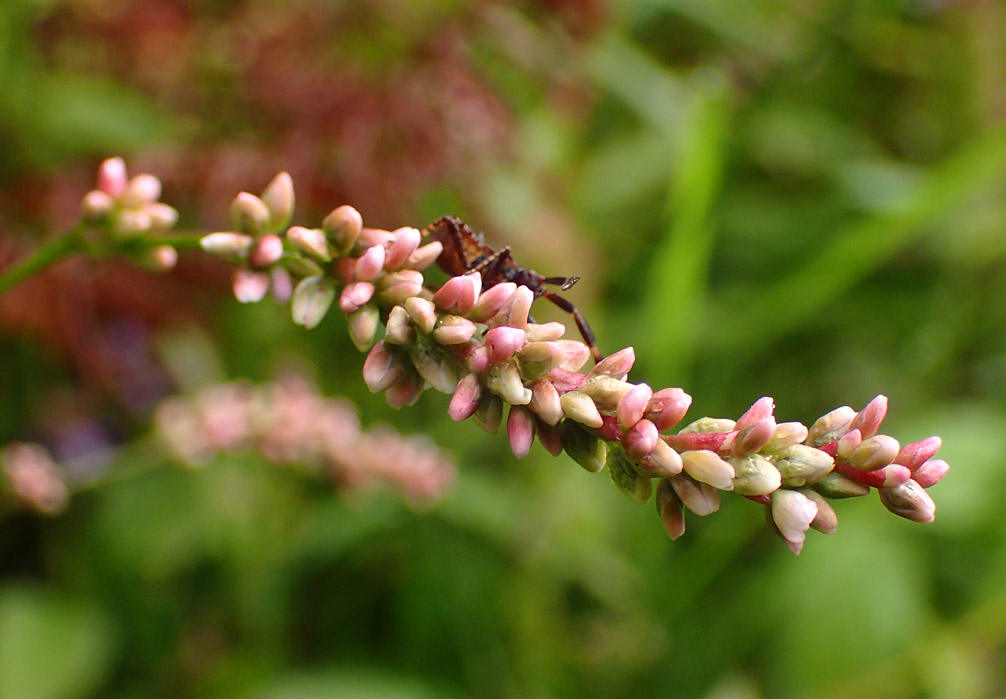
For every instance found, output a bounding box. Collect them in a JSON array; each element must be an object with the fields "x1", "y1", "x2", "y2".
[
  {"x1": 155, "y1": 377, "x2": 455, "y2": 504},
  {"x1": 195, "y1": 173, "x2": 951, "y2": 554},
  {"x1": 1, "y1": 443, "x2": 69, "y2": 515}
]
